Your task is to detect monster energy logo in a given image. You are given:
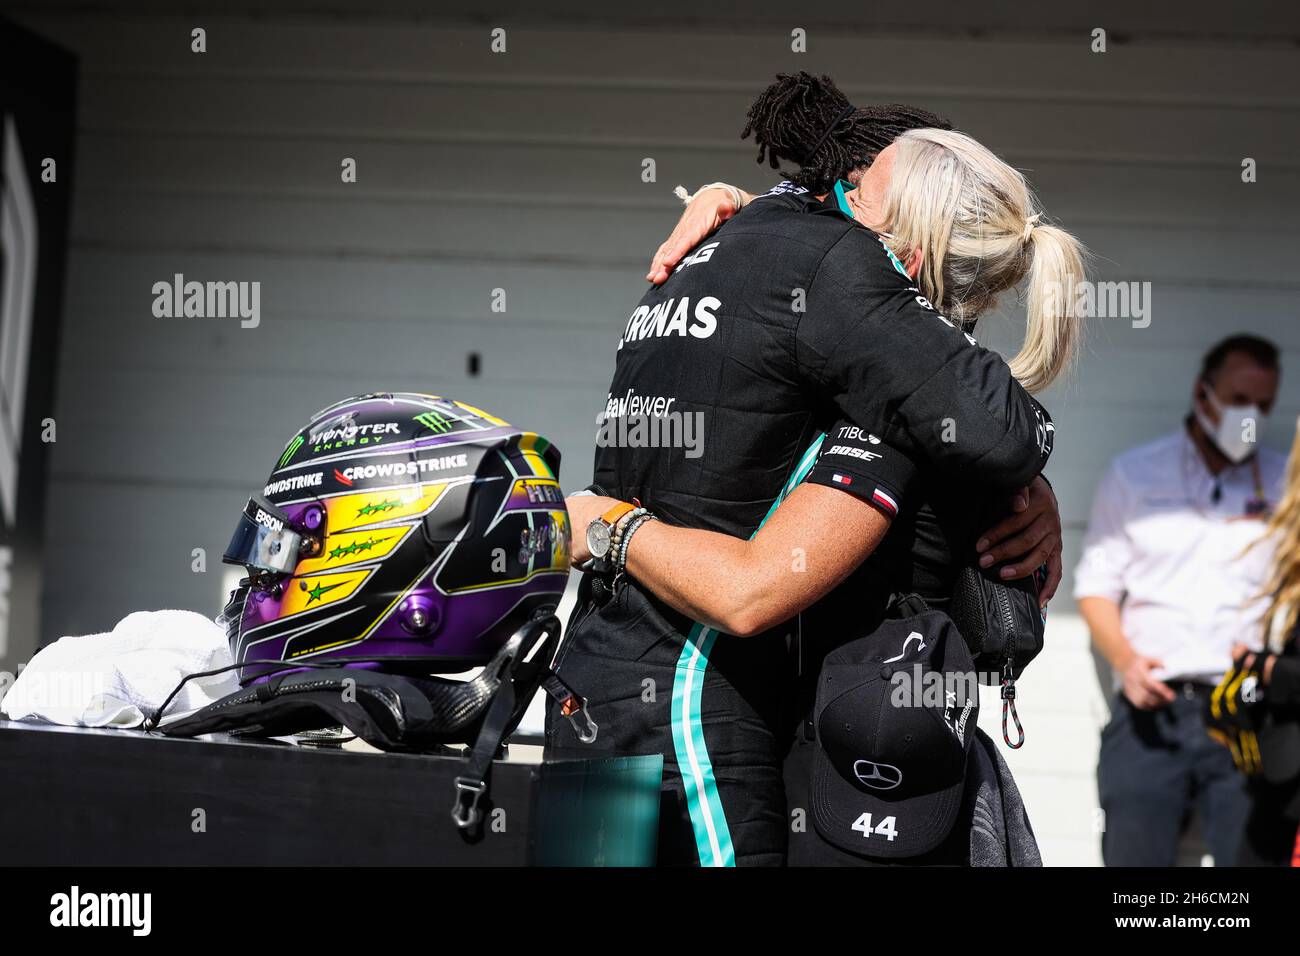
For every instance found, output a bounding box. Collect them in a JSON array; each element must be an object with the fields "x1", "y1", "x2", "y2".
[
  {"x1": 356, "y1": 498, "x2": 400, "y2": 517},
  {"x1": 278, "y1": 435, "x2": 304, "y2": 469},
  {"x1": 327, "y1": 535, "x2": 391, "y2": 561},
  {"x1": 304, "y1": 579, "x2": 348, "y2": 604},
  {"x1": 414, "y1": 411, "x2": 453, "y2": 434}
]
